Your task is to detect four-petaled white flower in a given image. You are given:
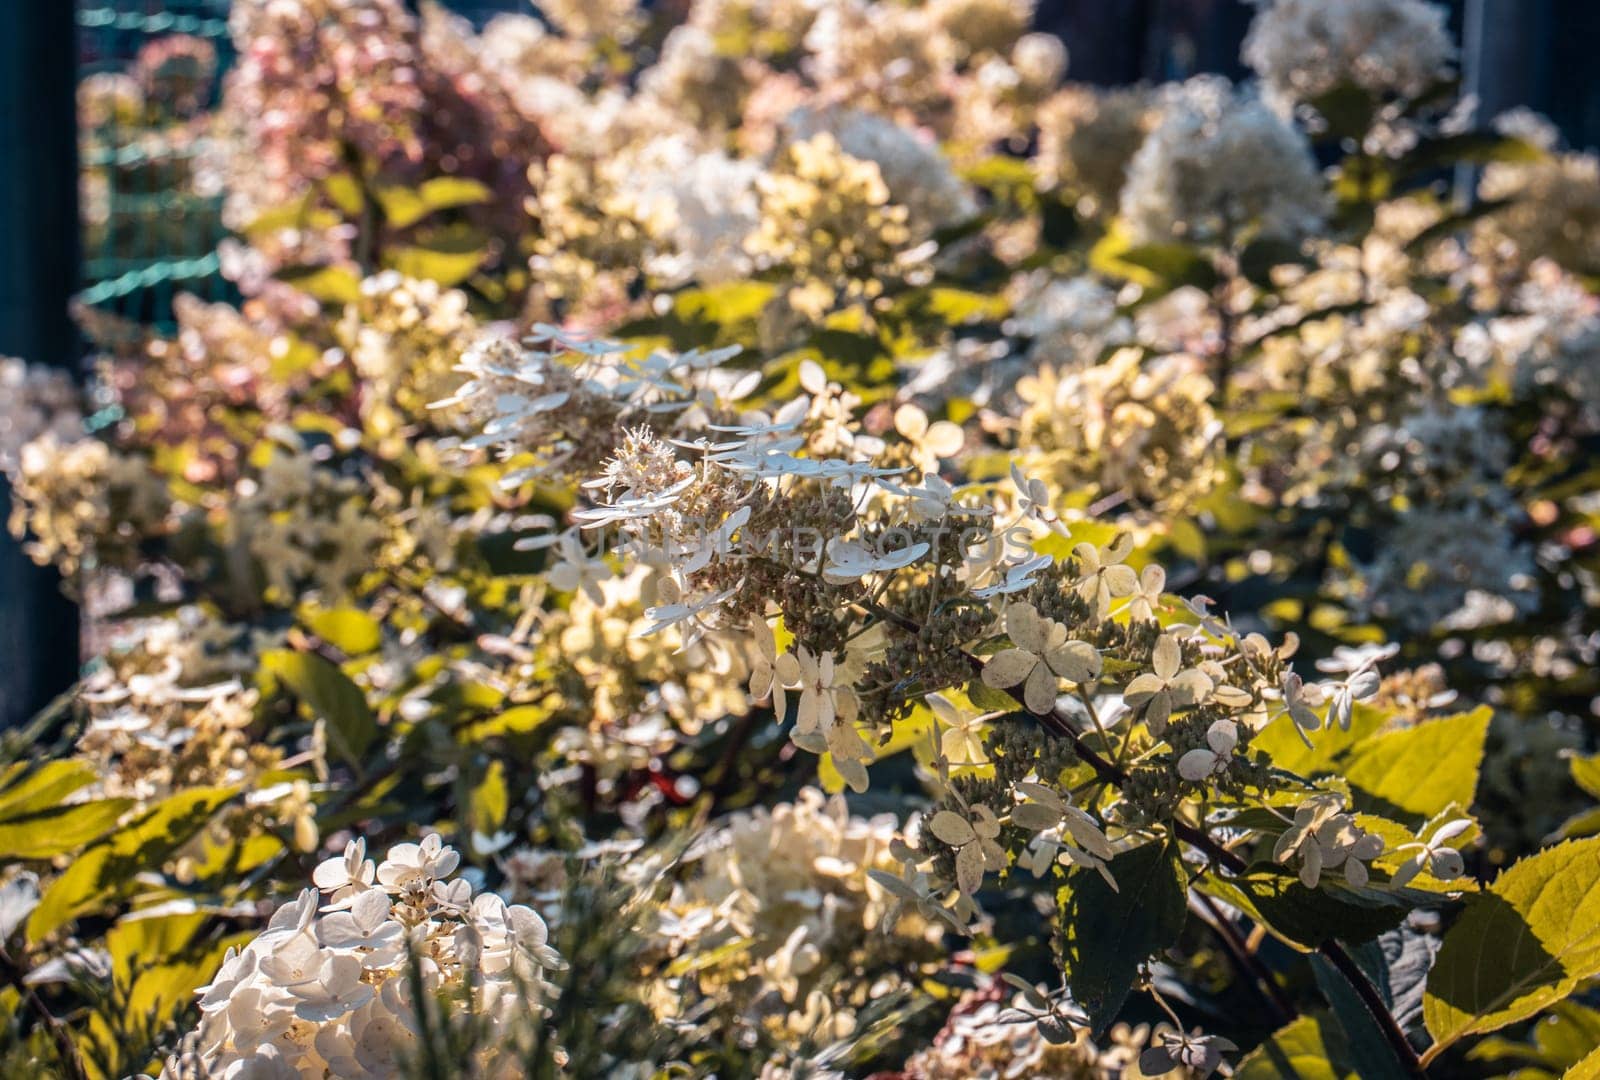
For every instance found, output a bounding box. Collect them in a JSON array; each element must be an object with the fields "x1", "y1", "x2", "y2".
[
  {"x1": 1072, "y1": 534, "x2": 1138, "y2": 618},
  {"x1": 1178, "y1": 719, "x2": 1240, "y2": 782},
  {"x1": 1322, "y1": 666, "x2": 1382, "y2": 731},
  {"x1": 1009, "y1": 463, "x2": 1065, "y2": 532},
  {"x1": 318, "y1": 889, "x2": 403, "y2": 967},
  {"x1": 376, "y1": 833, "x2": 460, "y2": 894},
  {"x1": 971, "y1": 553, "x2": 1055, "y2": 600},
  {"x1": 311, "y1": 839, "x2": 376, "y2": 910},
  {"x1": 638, "y1": 583, "x2": 738, "y2": 640},
  {"x1": 1140, "y1": 1030, "x2": 1239, "y2": 1078},
  {"x1": 1273, "y1": 796, "x2": 1385, "y2": 888},
  {"x1": 469, "y1": 893, "x2": 567, "y2": 976},
  {"x1": 868, "y1": 862, "x2": 963, "y2": 933},
  {"x1": 894, "y1": 403, "x2": 965, "y2": 472},
  {"x1": 982, "y1": 602, "x2": 1103, "y2": 714},
  {"x1": 288, "y1": 953, "x2": 375, "y2": 1022},
  {"x1": 1390, "y1": 818, "x2": 1472, "y2": 888},
  {"x1": 679, "y1": 505, "x2": 751, "y2": 575},
  {"x1": 996, "y1": 974, "x2": 1090, "y2": 1045},
  {"x1": 1274, "y1": 670, "x2": 1327, "y2": 746},
  {"x1": 748, "y1": 620, "x2": 801, "y2": 714},
  {"x1": 542, "y1": 529, "x2": 611, "y2": 604},
  {"x1": 793, "y1": 646, "x2": 842, "y2": 735},
  {"x1": 1315, "y1": 642, "x2": 1400, "y2": 675},
  {"x1": 1124, "y1": 634, "x2": 1213, "y2": 735},
  {"x1": 1126, "y1": 563, "x2": 1166, "y2": 624},
  {"x1": 929, "y1": 803, "x2": 1006, "y2": 895},
  {"x1": 822, "y1": 537, "x2": 930, "y2": 582},
  {"x1": 1008, "y1": 781, "x2": 1116, "y2": 886},
  {"x1": 930, "y1": 693, "x2": 989, "y2": 767}
]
